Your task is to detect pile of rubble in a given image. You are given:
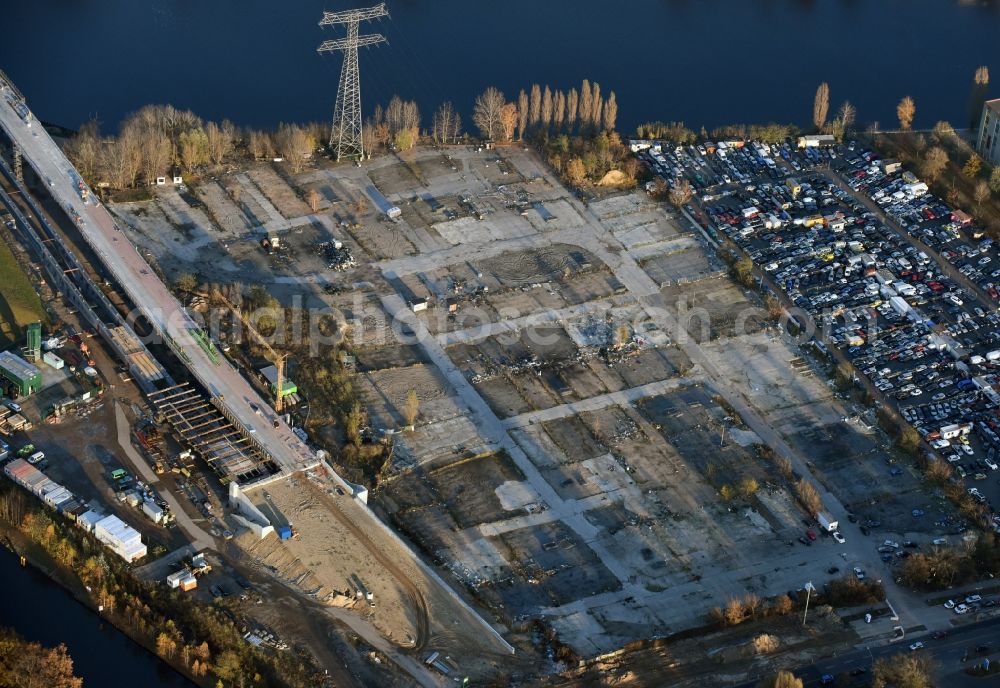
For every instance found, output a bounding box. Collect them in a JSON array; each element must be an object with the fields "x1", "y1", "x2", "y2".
[{"x1": 317, "y1": 240, "x2": 355, "y2": 271}]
